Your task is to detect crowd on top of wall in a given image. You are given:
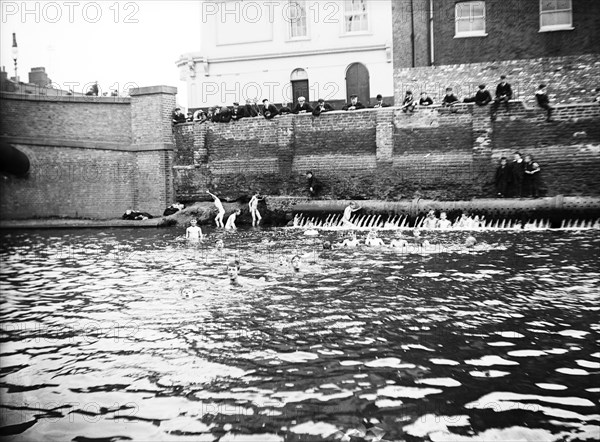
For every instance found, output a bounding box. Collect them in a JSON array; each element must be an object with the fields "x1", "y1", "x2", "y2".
[{"x1": 172, "y1": 75, "x2": 600, "y2": 127}]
